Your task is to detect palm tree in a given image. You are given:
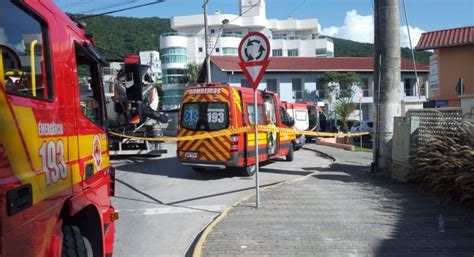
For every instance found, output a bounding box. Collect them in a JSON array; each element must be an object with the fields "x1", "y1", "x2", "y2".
[
  {"x1": 334, "y1": 99, "x2": 356, "y2": 133},
  {"x1": 179, "y1": 63, "x2": 201, "y2": 84}
]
